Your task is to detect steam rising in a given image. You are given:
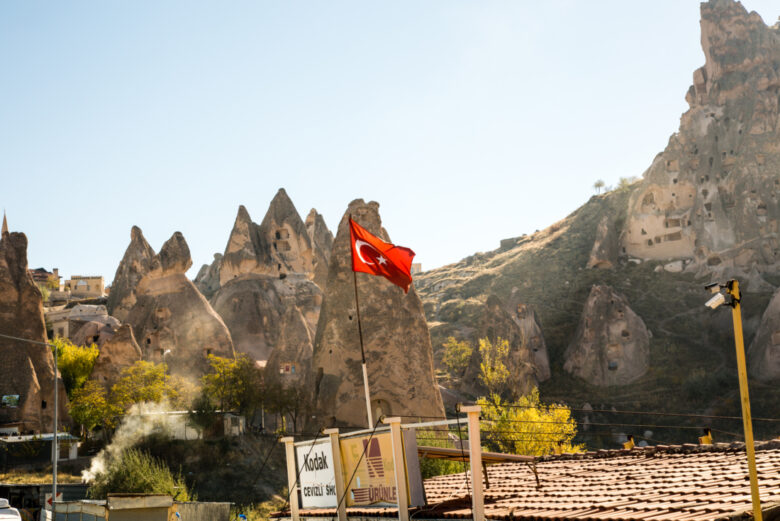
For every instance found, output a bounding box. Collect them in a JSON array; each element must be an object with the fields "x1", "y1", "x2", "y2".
[{"x1": 82, "y1": 401, "x2": 178, "y2": 483}]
